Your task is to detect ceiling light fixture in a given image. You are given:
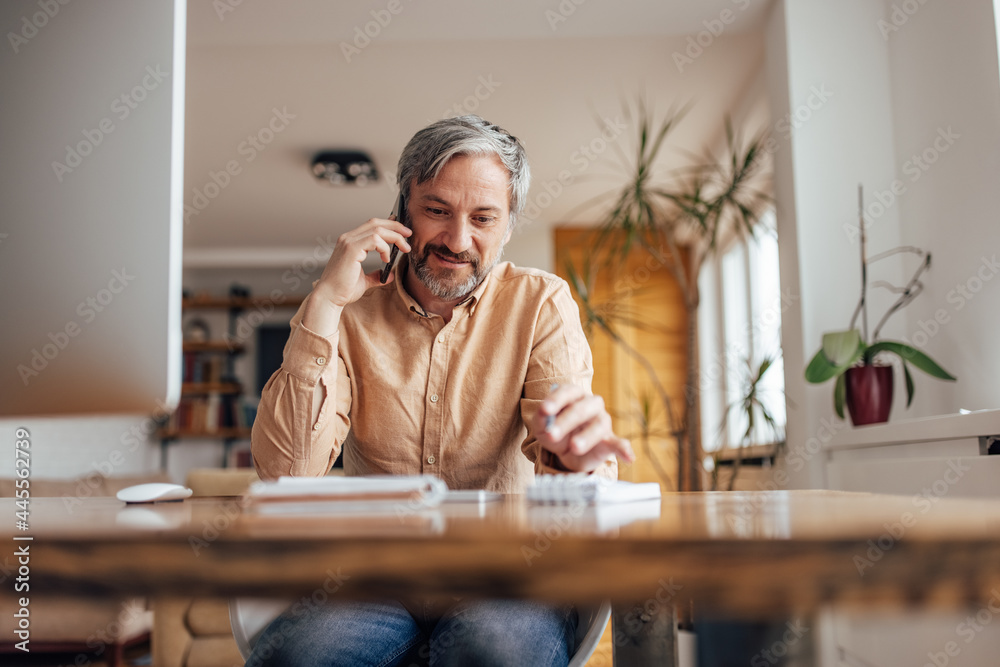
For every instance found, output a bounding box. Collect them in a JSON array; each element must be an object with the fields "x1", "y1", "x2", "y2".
[{"x1": 311, "y1": 150, "x2": 378, "y2": 186}]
